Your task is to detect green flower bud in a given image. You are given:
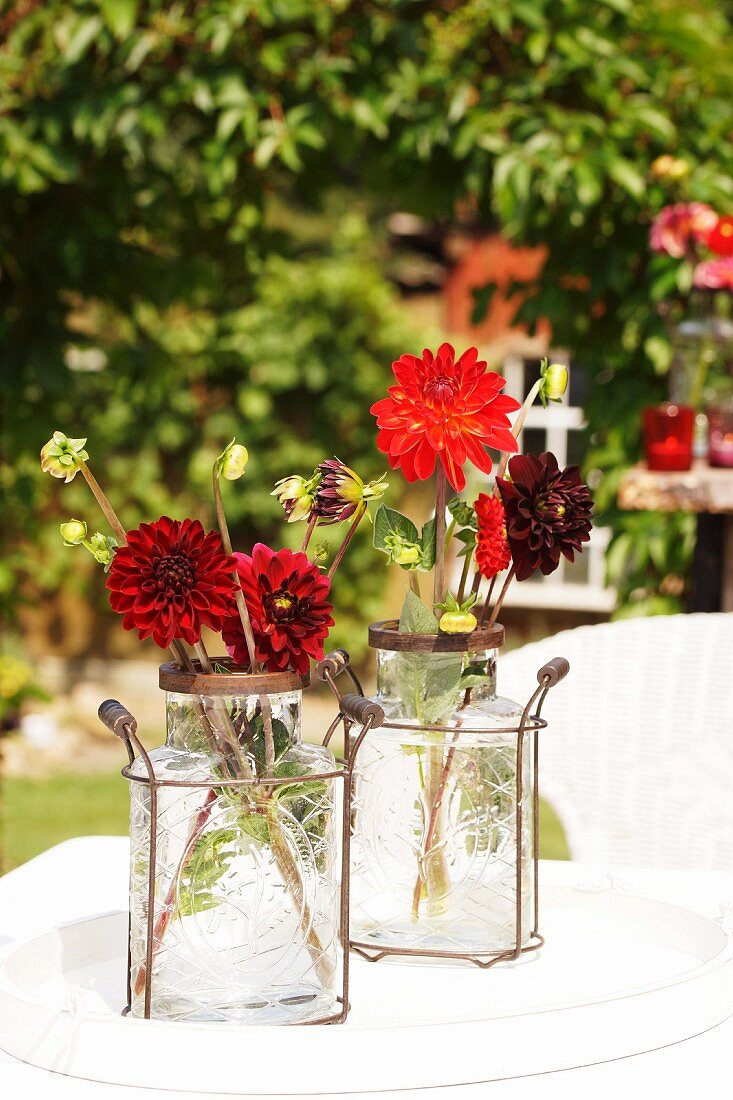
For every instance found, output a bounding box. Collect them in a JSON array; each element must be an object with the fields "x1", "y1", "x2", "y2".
[
  {"x1": 40, "y1": 432, "x2": 89, "y2": 482},
  {"x1": 447, "y1": 497, "x2": 476, "y2": 528},
  {"x1": 539, "y1": 362, "x2": 568, "y2": 406},
  {"x1": 393, "y1": 544, "x2": 421, "y2": 566},
  {"x1": 86, "y1": 532, "x2": 117, "y2": 569},
  {"x1": 313, "y1": 543, "x2": 329, "y2": 563},
  {"x1": 59, "y1": 518, "x2": 88, "y2": 546},
  {"x1": 384, "y1": 533, "x2": 422, "y2": 567},
  {"x1": 439, "y1": 611, "x2": 478, "y2": 635},
  {"x1": 216, "y1": 439, "x2": 249, "y2": 481}
]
